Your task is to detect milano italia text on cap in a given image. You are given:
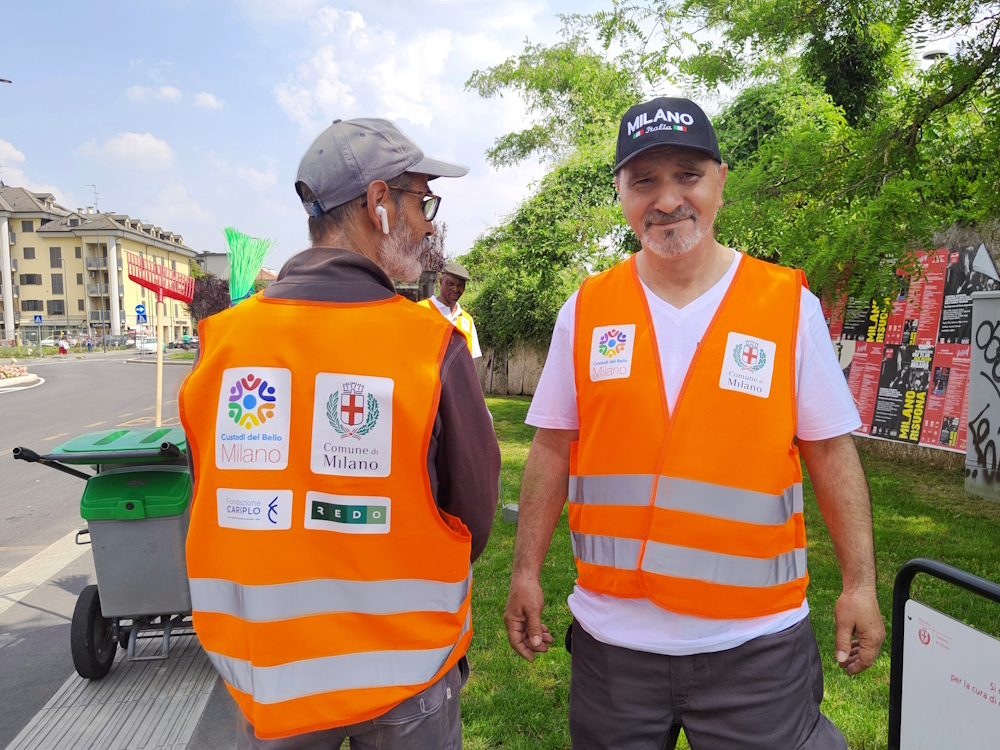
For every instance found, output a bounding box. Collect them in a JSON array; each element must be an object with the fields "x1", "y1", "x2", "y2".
[
  {"x1": 614, "y1": 97, "x2": 722, "y2": 172},
  {"x1": 296, "y1": 118, "x2": 469, "y2": 216}
]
